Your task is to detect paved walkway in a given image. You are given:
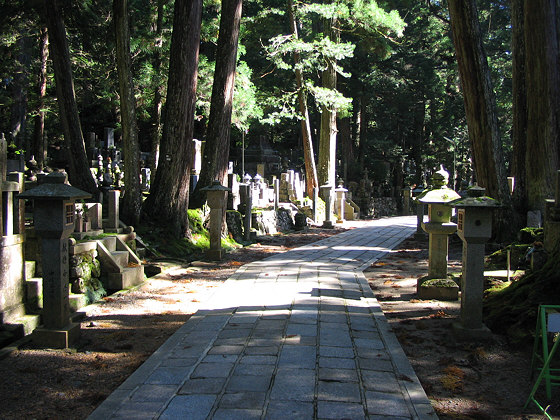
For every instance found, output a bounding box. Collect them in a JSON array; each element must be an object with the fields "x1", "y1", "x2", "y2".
[{"x1": 89, "y1": 216, "x2": 437, "y2": 420}]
